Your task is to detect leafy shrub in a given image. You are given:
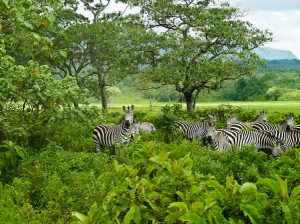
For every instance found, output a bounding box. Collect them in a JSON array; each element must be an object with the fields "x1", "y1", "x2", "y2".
[
  {"x1": 0, "y1": 142, "x2": 114, "y2": 223},
  {"x1": 72, "y1": 142, "x2": 300, "y2": 223},
  {"x1": 280, "y1": 90, "x2": 300, "y2": 101}
]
